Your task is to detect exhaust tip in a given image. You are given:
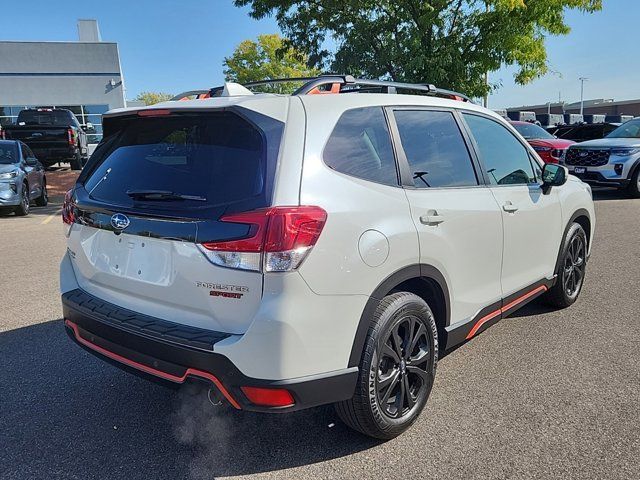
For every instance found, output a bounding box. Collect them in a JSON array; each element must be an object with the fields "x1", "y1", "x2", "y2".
[{"x1": 207, "y1": 387, "x2": 223, "y2": 407}]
